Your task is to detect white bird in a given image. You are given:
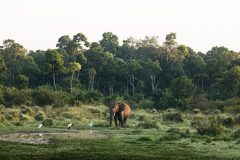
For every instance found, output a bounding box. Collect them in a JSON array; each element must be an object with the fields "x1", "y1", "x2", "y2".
[
  {"x1": 38, "y1": 123, "x2": 43, "y2": 128},
  {"x1": 89, "y1": 121, "x2": 93, "y2": 128},
  {"x1": 67, "y1": 123, "x2": 72, "y2": 130}
]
